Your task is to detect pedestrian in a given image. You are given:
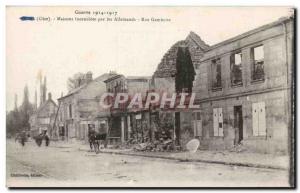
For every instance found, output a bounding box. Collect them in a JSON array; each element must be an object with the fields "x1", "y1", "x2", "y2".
[
  {"x1": 88, "y1": 125, "x2": 96, "y2": 151},
  {"x1": 19, "y1": 130, "x2": 27, "y2": 147}
]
